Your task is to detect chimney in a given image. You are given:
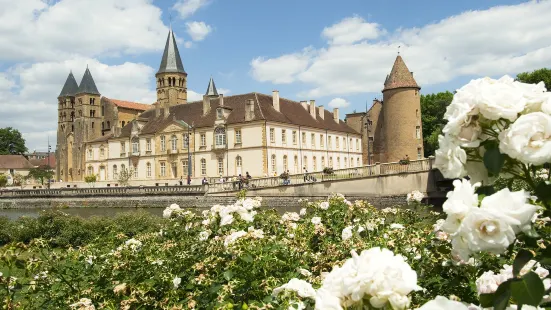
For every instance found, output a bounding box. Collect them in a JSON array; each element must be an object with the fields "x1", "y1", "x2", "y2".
[
  {"x1": 333, "y1": 108, "x2": 339, "y2": 123},
  {"x1": 219, "y1": 94, "x2": 224, "y2": 107},
  {"x1": 272, "y1": 90, "x2": 280, "y2": 112},
  {"x1": 318, "y1": 105, "x2": 324, "y2": 119},
  {"x1": 300, "y1": 100, "x2": 308, "y2": 110},
  {"x1": 309, "y1": 100, "x2": 316, "y2": 119},
  {"x1": 245, "y1": 99, "x2": 255, "y2": 121},
  {"x1": 203, "y1": 95, "x2": 211, "y2": 116}
]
